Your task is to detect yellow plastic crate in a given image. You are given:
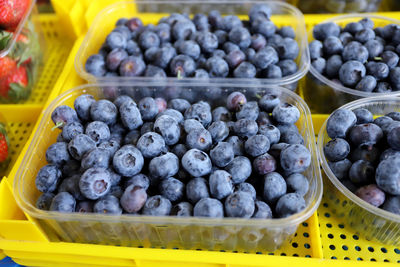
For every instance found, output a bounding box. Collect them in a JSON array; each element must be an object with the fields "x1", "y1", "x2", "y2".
[{"x1": 2, "y1": 9, "x2": 400, "y2": 267}]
